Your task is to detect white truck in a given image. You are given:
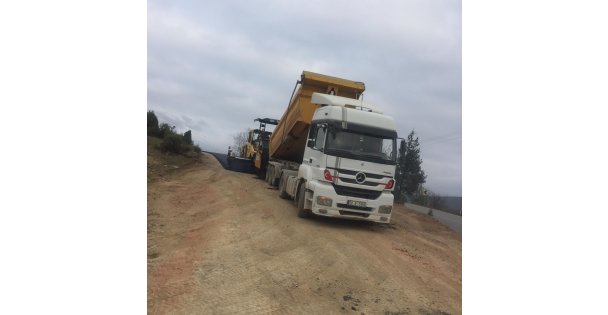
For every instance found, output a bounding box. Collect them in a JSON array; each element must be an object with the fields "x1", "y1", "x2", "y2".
[{"x1": 256, "y1": 71, "x2": 397, "y2": 223}]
